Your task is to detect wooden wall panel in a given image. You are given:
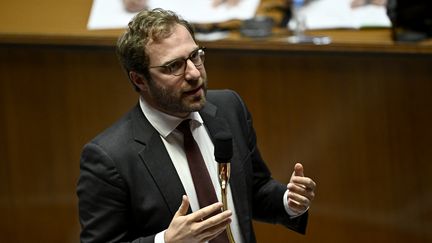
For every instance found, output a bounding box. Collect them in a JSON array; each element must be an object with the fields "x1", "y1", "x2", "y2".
[
  {"x1": 1, "y1": 45, "x2": 431, "y2": 242},
  {"x1": 205, "y1": 49, "x2": 432, "y2": 243},
  {"x1": 0, "y1": 45, "x2": 136, "y2": 242}
]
